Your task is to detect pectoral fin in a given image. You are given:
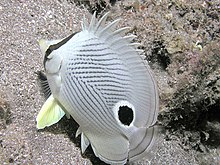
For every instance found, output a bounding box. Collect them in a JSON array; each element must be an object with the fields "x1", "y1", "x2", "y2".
[{"x1": 36, "y1": 95, "x2": 65, "y2": 129}]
